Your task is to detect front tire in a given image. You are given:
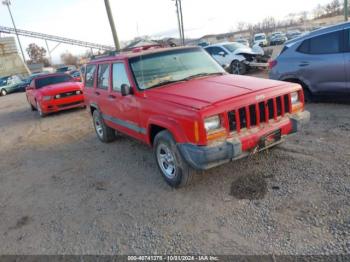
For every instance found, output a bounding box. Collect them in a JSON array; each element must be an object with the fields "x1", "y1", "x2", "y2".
[
  {"x1": 230, "y1": 60, "x2": 247, "y2": 75},
  {"x1": 154, "y1": 130, "x2": 195, "y2": 188},
  {"x1": 1, "y1": 89, "x2": 7, "y2": 96},
  {"x1": 36, "y1": 101, "x2": 46, "y2": 117},
  {"x1": 92, "y1": 110, "x2": 116, "y2": 143}
]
